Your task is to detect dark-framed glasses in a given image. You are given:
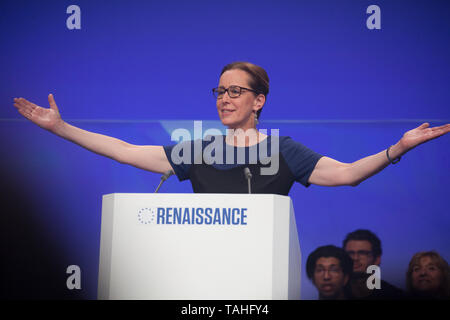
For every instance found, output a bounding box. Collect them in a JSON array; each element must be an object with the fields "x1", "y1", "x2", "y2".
[
  {"x1": 345, "y1": 250, "x2": 373, "y2": 258},
  {"x1": 314, "y1": 266, "x2": 343, "y2": 275},
  {"x1": 212, "y1": 85, "x2": 259, "y2": 99}
]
